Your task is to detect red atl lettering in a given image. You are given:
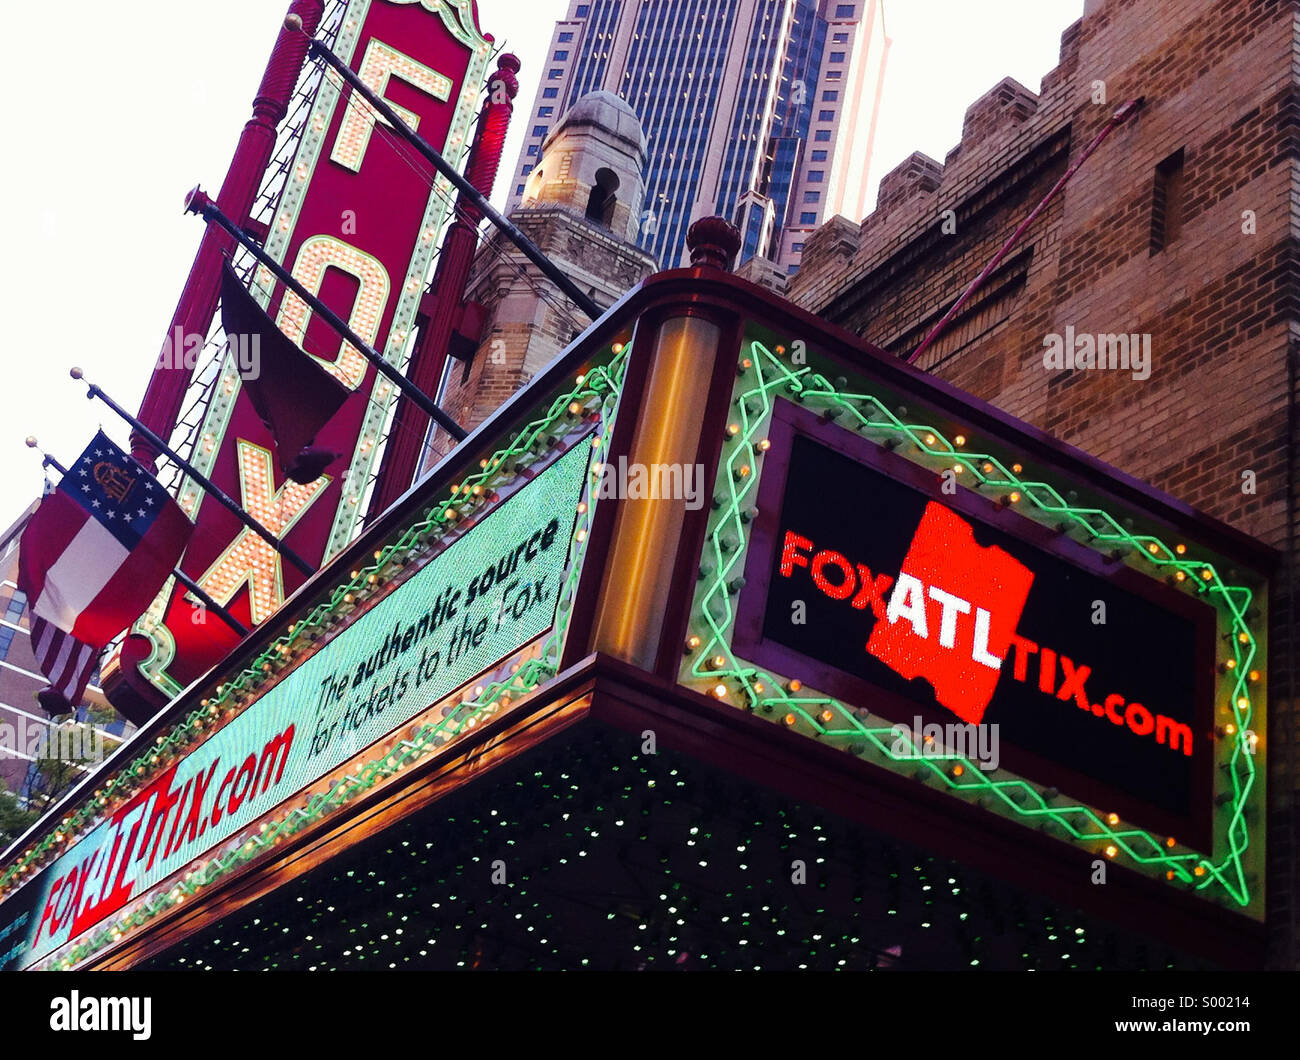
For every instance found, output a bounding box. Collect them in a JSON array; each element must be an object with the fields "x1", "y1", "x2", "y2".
[
  {"x1": 777, "y1": 516, "x2": 1035, "y2": 725},
  {"x1": 867, "y1": 503, "x2": 1035, "y2": 725},
  {"x1": 69, "y1": 793, "x2": 155, "y2": 939},
  {"x1": 138, "y1": 767, "x2": 184, "y2": 872}
]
